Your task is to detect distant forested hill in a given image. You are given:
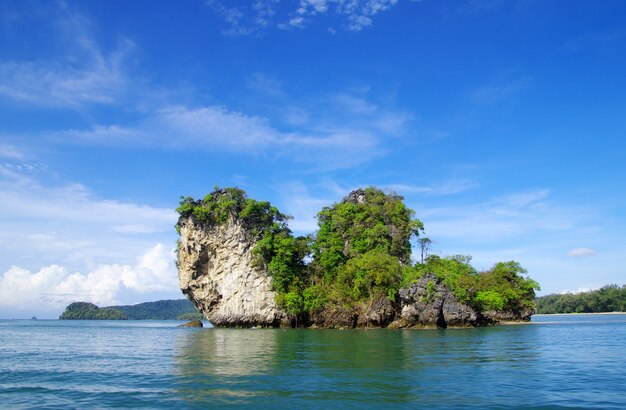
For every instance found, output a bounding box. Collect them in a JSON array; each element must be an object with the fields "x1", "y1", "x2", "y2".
[
  {"x1": 59, "y1": 302, "x2": 128, "y2": 319},
  {"x1": 60, "y1": 299, "x2": 203, "y2": 320},
  {"x1": 536, "y1": 285, "x2": 626, "y2": 314},
  {"x1": 111, "y1": 299, "x2": 203, "y2": 319}
]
